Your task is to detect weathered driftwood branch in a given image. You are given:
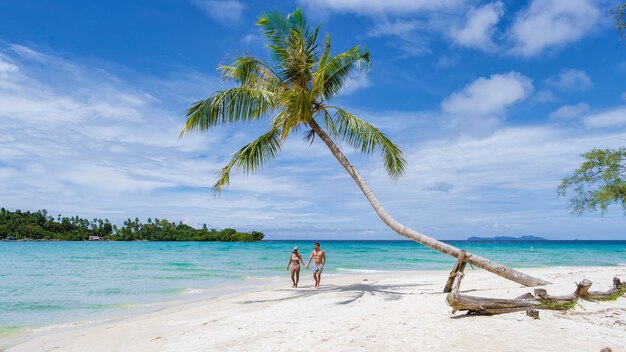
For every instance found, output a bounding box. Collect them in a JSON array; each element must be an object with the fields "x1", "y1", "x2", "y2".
[
  {"x1": 443, "y1": 250, "x2": 467, "y2": 293},
  {"x1": 447, "y1": 277, "x2": 626, "y2": 316},
  {"x1": 583, "y1": 277, "x2": 626, "y2": 301}
]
